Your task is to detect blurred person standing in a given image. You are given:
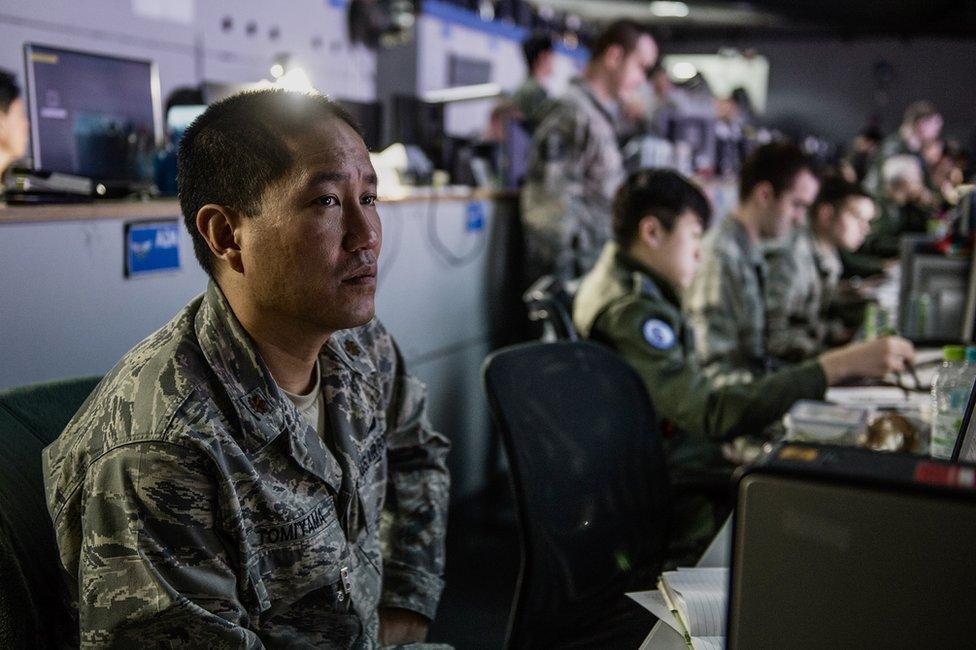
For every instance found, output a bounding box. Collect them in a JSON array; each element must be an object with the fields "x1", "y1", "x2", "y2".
[
  {"x1": 511, "y1": 31, "x2": 557, "y2": 133},
  {"x1": 521, "y1": 20, "x2": 658, "y2": 282},
  {"x1": 0, "y1": 69, "x2": 29, "y2": 180}
]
